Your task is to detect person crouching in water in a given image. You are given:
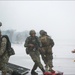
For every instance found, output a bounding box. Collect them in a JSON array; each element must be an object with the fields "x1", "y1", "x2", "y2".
[{"x1": 39, "y1": 30, "x2": 55, "y2": 72}]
